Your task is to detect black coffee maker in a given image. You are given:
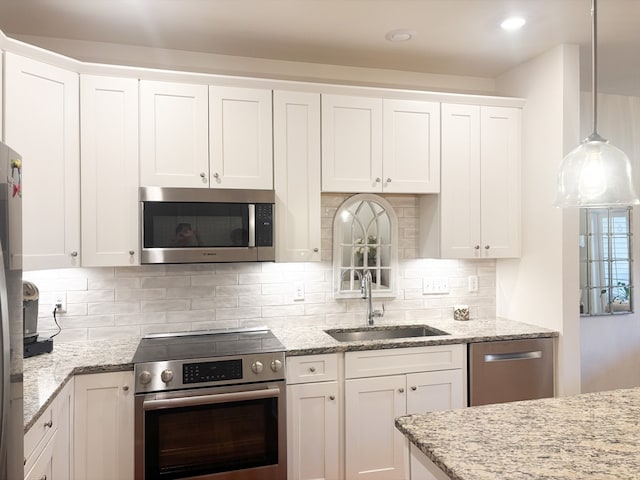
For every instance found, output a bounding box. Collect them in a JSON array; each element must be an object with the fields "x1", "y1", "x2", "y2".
[{"x1": 23, "y1": 281, "x2": 53, "y2": 358}]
